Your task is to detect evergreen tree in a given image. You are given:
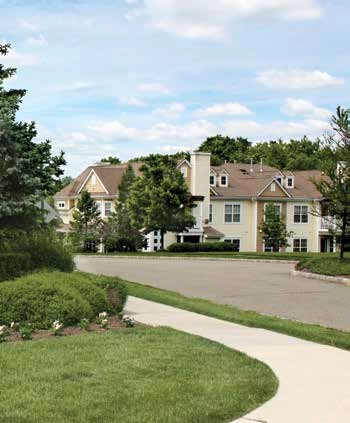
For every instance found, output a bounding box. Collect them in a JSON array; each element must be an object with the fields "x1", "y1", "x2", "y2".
[
  {"x1": 312, "y1": 106, "x2": 350, "y2": 258},
  {"x1": 100, "y1": 156, "x2": 121, "y2": 164},
  {"x1": 105, "y1": 164, "x2": 145, "y2": 252},
  {"x1": 0, "y1": 43, "x2": 65, "y2": 229},
  {"x1": 70, "y1": 191, "x2": 102, "y2": 252},
  {"x1": 127, "y1": 155, "x2": 195, "y2": 247},
  {"x1": 259, "y1": 203, "x2": 293, "y2": 252}
]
